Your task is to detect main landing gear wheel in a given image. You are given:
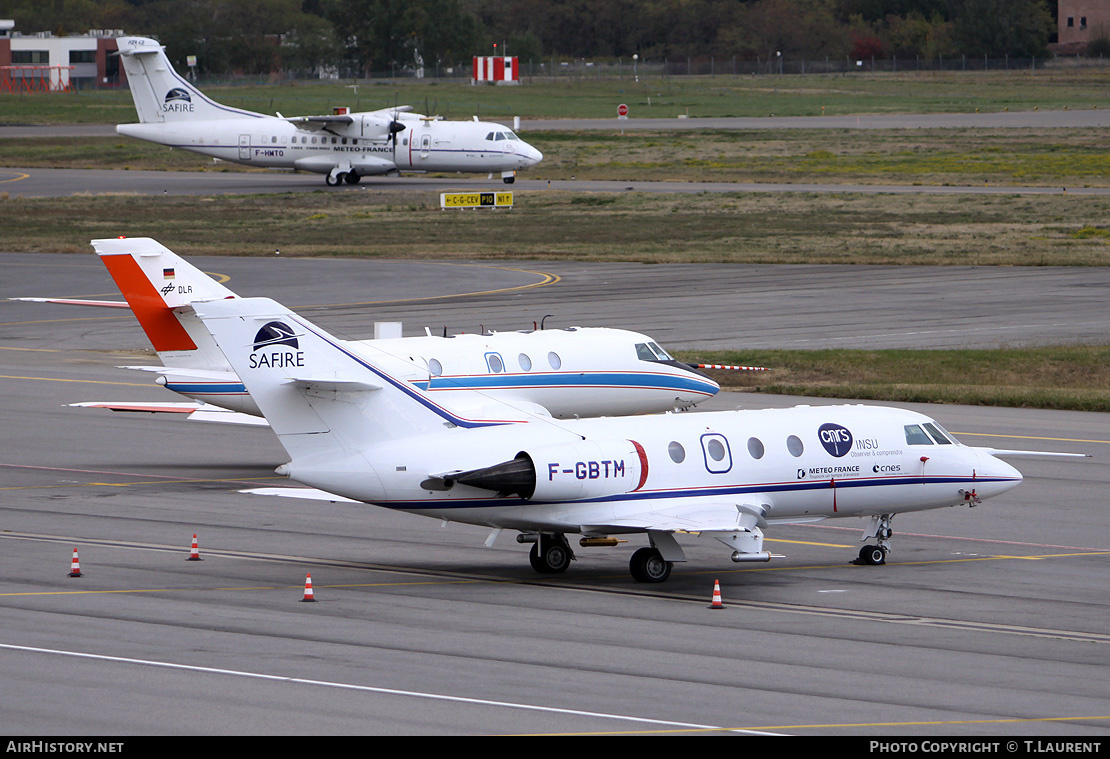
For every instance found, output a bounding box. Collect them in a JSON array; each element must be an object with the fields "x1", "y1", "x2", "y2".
[
  {"x1": 529, "y1": 536, "x2": 572, "y2": 574},
  {"x1": 325, "y1": 173, "x2": 340, "y2": 186},
  {"x1": 857, "y1": 545, "x2": 887, "y2": 565},
  {"x1": 629, "y1": 547, "x2": 672, "y2": 583},
  {"x1": 344, "y1": 172, "x2": 361, "y2": 185},
  {"x1": 503, "y1": 176, "x2": 515, "y2": 184}
]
